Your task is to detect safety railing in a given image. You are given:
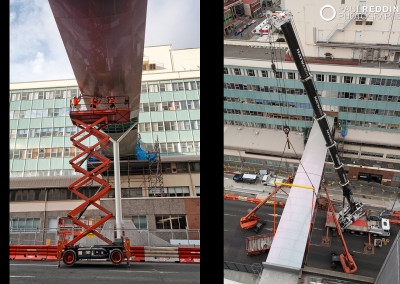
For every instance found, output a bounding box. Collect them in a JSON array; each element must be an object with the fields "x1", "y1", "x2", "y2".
[
  {"x1": 70, "y1": 95, "x2": 130, "y2": 113},
  {"x1": 9, "y1": 228, "x2": 200, "y2": 247}
]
